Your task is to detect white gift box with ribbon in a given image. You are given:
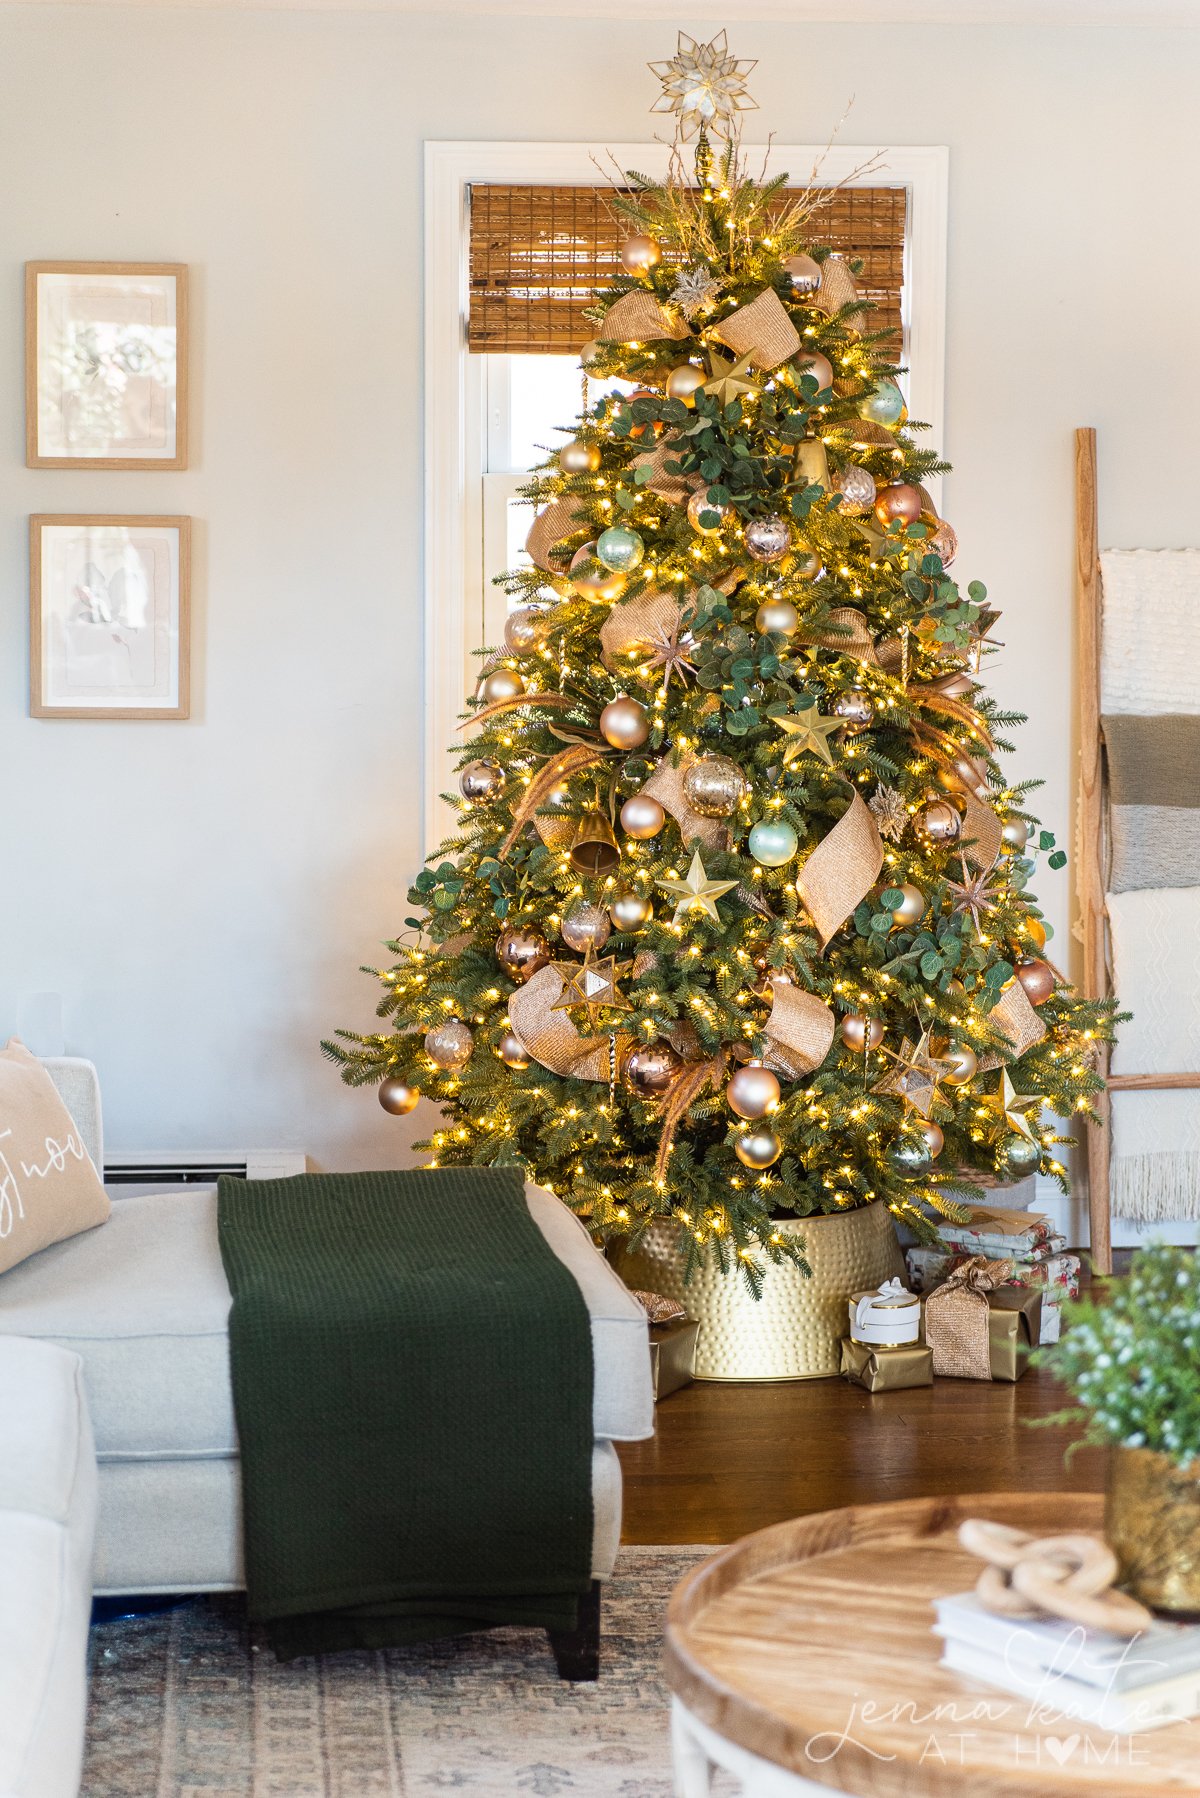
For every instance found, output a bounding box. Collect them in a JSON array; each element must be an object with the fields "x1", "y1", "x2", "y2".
[{"x1": 849, "y1": 1277, "x2": 921, "y2": 1348}]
